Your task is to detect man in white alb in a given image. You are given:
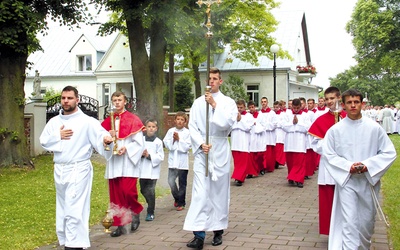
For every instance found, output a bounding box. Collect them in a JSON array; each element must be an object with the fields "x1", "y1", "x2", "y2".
[
  {"x1": 184, "y1": 67, "x2": 237, "y2": 249},
  {"x1": 323, "y1": 89, "x2": 396, "y2": 250},
  {"x1": 40, "y1": 86, "x2": 113, "y2": 250}
]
